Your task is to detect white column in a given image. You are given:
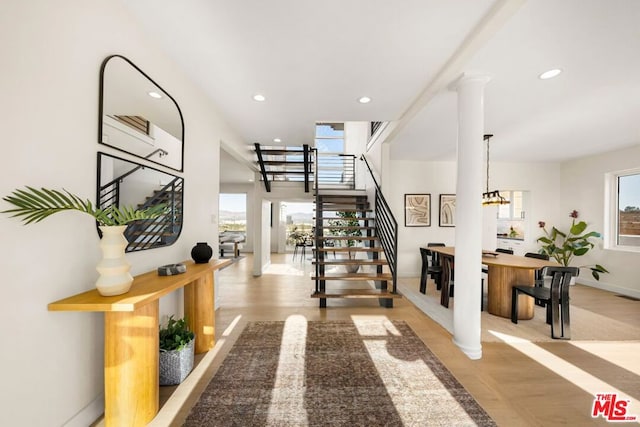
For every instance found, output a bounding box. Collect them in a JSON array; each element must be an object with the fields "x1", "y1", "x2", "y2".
[
  {"x1": 451, "y1": 73, "x2": 491, "y2": 360},
  {"x1": 253, "y1": 172, "x2": 263, "y2": 276}
]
